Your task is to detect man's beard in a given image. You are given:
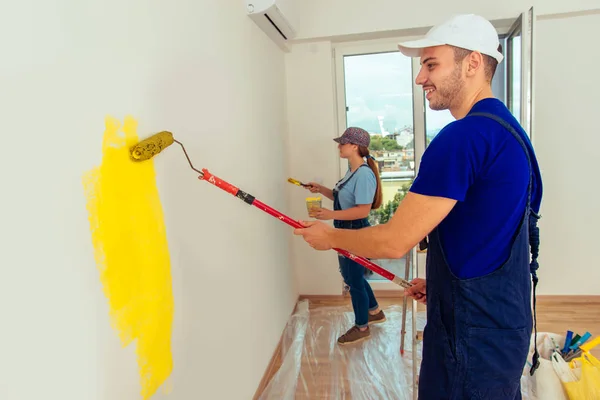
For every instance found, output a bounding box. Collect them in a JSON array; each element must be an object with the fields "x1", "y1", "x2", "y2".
[{"x1": 429, "y1": 66, "x2": 464, "y2": 111}]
